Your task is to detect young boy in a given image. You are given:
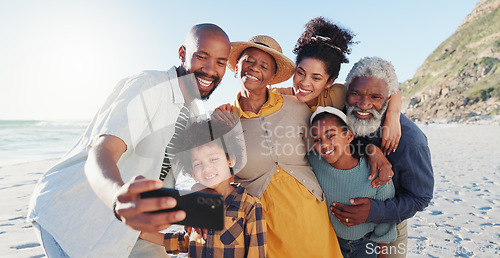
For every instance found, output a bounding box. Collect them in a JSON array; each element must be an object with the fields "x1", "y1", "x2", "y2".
[
  {"x1": 308, "y1": 106, "x2": 396, "y2": 258},
  {"x1": 139, "y1": 119, "x2": 267, "y2": 257}
]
